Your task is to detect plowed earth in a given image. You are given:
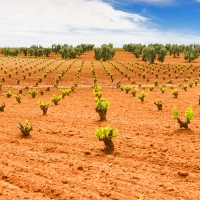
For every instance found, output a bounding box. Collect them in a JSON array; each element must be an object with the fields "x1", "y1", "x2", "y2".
[{"x1": 0, "y1": 51, "x2": 200, "y2": 200}]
